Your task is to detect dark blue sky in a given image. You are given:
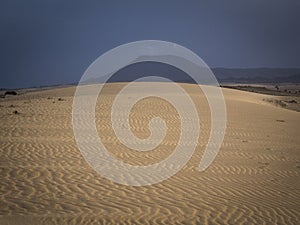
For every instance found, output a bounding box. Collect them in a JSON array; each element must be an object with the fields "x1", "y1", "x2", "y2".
[{"x1": 1, "y1": 0, "x2": 299, "y2": 88}]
